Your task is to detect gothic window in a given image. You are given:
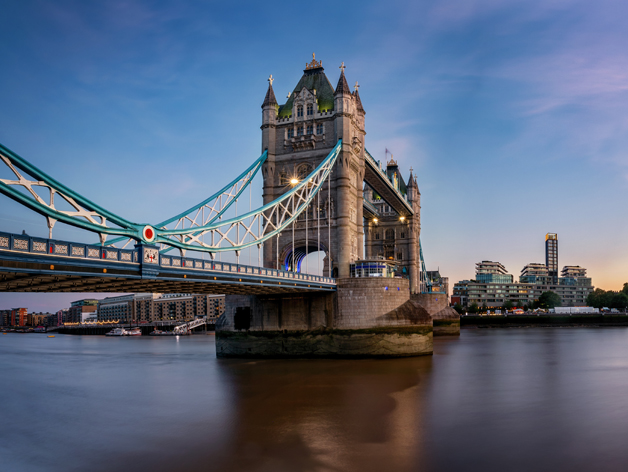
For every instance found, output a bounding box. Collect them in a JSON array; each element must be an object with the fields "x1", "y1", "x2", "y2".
[
  {"x1": 297, "y1": 163, "x2": 313, "y2": 180},
  {"x1": 307, "y1": 104, "x2": 313, "y2": 115},
  {"x1": 297, "y1": 126, "x2": 303, "y2": 136},
  {"x1": 397, "y1": 252, "x2": 403, "y2": 261},
  {"x1": 317, "y1": 123, "x2": 323, "y2": 135},
  {"x1": 280, "y1": 172, "x2": 289, "y2": 186},
  {"x1": 401, "y1": 231, "x2": 405, "y2": 238},
  {"x1": 287, "y1": 128, "x2": 294, "y2": 138},
  {"x1": 375, "y1": 232, "x2": 380, "y2": 240},
  {"x1": 306, "y1": 124, "x2": 313, "y2": 135},
  {"x1": 385, "y1": 229, "x2": 394, "y2": 240},
  {"x1": 297, "y1": 106, "x2": 303, "y2": 117}
]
